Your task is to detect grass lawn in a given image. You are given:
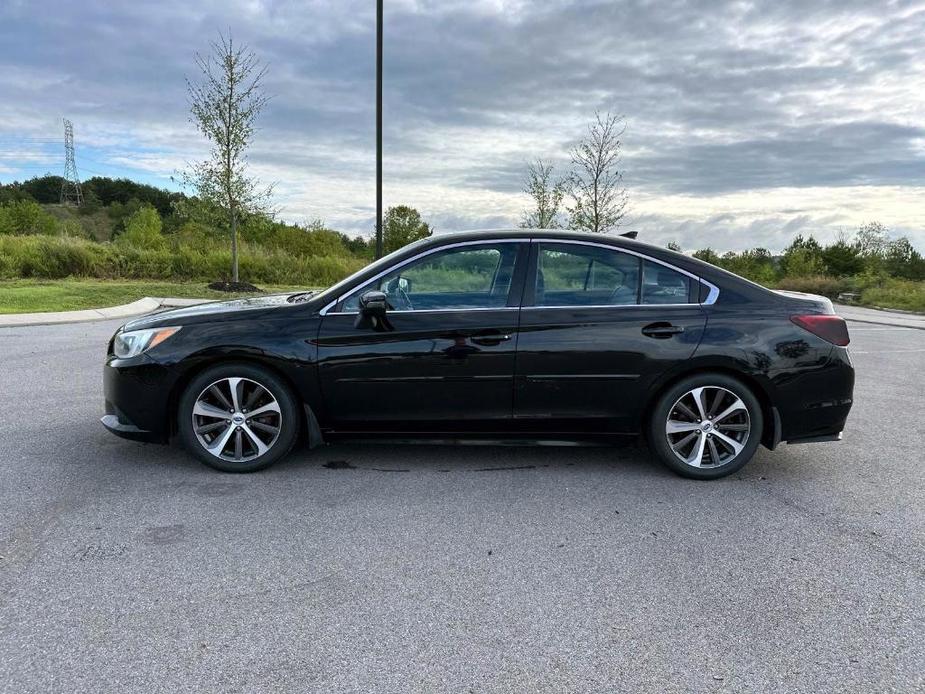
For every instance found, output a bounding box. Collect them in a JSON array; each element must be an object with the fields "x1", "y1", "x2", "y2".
[{"x1": 0, "y1": 279, "x2": 313, "y2": 314}]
